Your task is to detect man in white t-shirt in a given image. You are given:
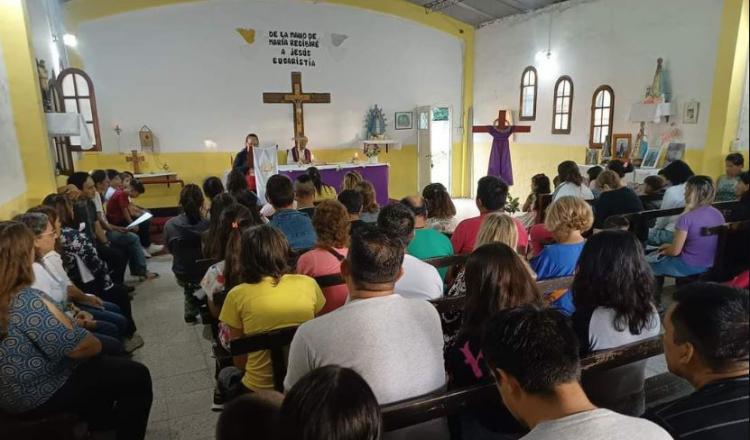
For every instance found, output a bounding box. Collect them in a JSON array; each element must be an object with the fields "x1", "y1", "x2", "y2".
[
  {"x1": 377, "y1": 203, "x2": 442, "y2": 300},
  {"x1": 482, "y1": 306, "x2": 671, "y2": 440},
  {"x1": 284, "y1": 227, "x2": 445, "y2": 405}
]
